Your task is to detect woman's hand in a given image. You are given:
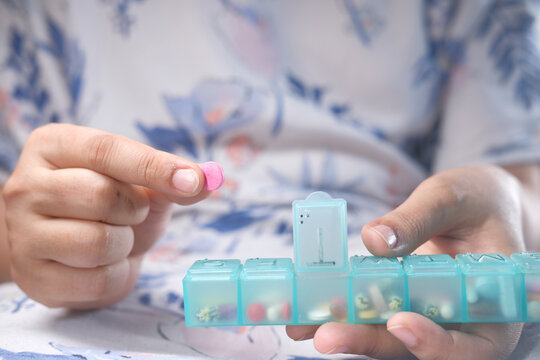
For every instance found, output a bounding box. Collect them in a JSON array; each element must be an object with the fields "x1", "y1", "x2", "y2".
[
  {"x1": 2, "y1": 124, "x2": 212, "y2": 309},
  {"x1": 287, "y1": 165, "x2": 527, "y2": 360}
]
